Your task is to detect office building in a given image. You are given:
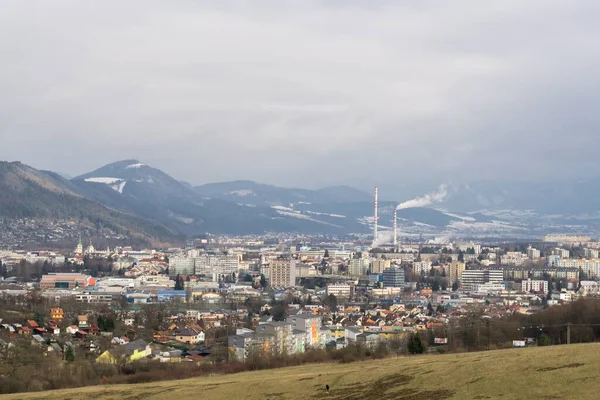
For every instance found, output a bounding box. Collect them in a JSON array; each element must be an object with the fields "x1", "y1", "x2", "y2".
[
  {"x1": 461, "y1": 269, "x2": 503, "y2": 291},
  {"x1": 382, "y1": 266, "x2": 405, "y2": 288}
]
